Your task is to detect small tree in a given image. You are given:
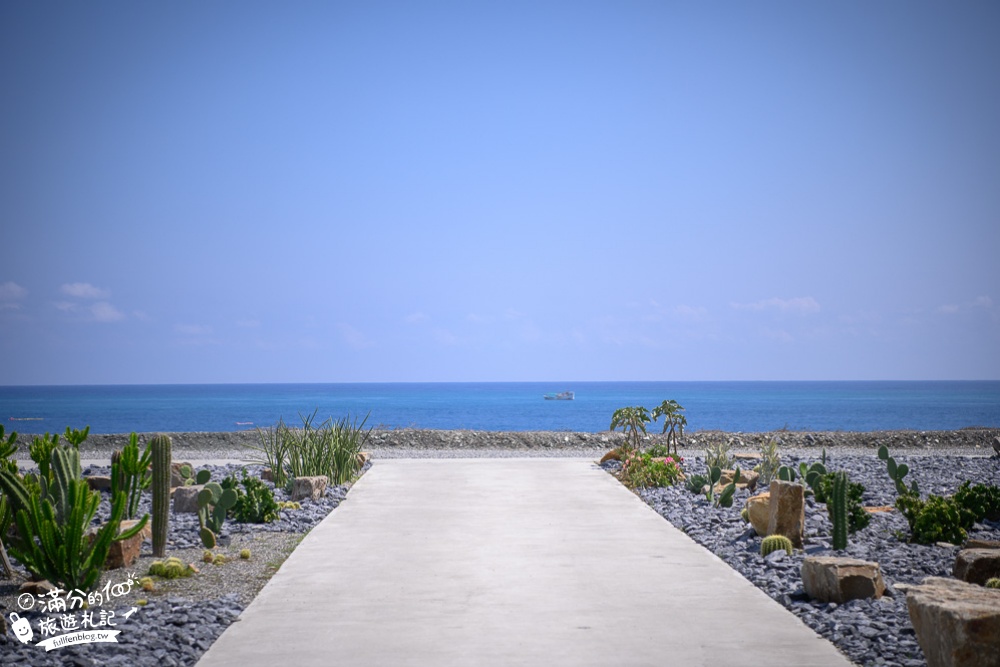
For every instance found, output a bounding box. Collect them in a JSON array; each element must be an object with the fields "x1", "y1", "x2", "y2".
[
  {"x1": 610, "y1": 406, "x2": 651, "y2": 452},
  {"x1": 652, "y1": 399, "x2": 687, "y2": 456}
]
